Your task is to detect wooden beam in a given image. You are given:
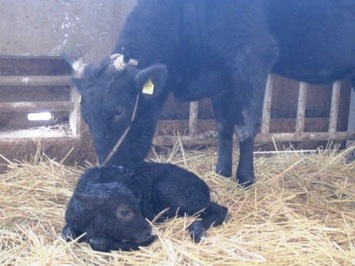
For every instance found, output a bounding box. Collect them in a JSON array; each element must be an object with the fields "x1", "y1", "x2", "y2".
[
  {"x1": 0, "y1": 75, "x2": 72, "y2": 87},
  {"x1": 0, "y1": 101, "x2": 74, "y2": 112}
]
